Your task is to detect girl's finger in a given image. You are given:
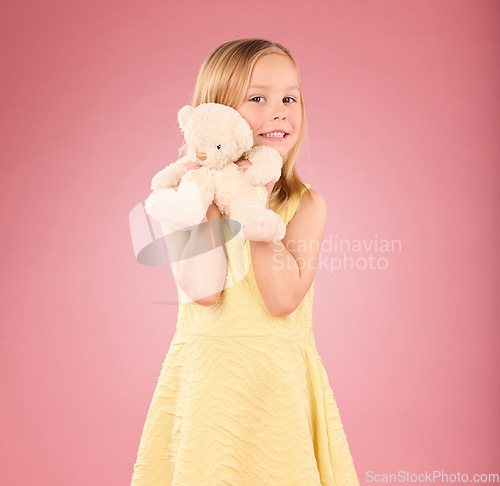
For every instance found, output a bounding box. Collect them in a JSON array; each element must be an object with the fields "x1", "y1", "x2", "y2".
[{"x1": 184, "y1": 161, "x2": 202, "y2": 173}]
